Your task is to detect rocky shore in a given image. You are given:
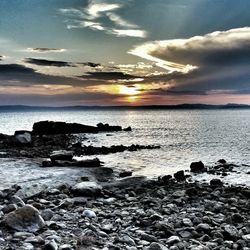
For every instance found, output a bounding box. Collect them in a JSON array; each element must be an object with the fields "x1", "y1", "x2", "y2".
[
  {"x1": 0, "y1": 121, "x2": 249, "y2": 249},
  {"x1": 0, "y1": 169, "x2": 249, "y2": 250}
]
